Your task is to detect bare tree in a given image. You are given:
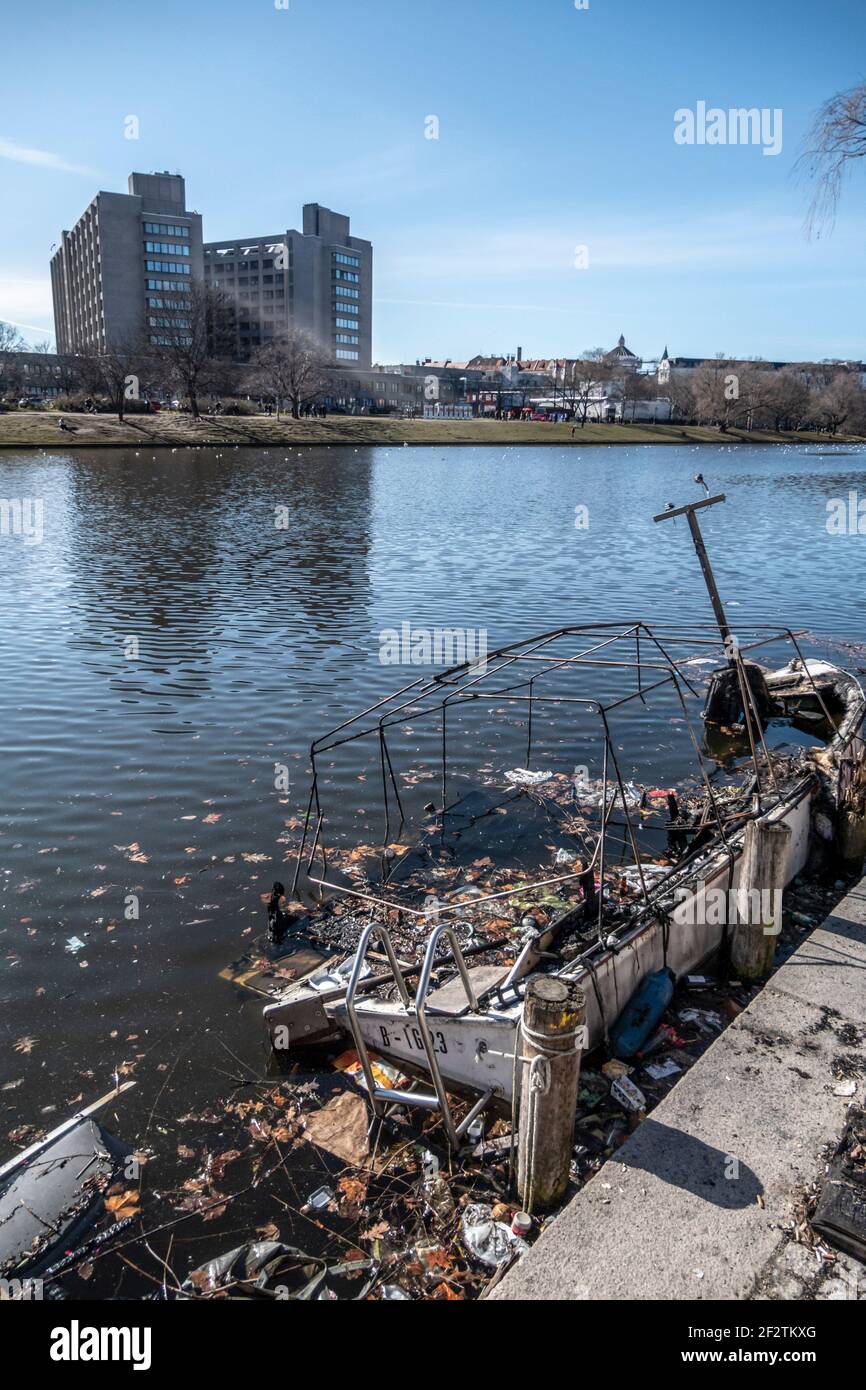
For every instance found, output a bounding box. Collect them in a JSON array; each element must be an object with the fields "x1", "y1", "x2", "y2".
[
  {"x1": 245, "y1": 327, "x2": 333, "y2": 419},
  {"x1": 693, "y1": 358, "x2": 766, "y2": 431},
  {"x1": 618, "y1": 370, "x2": 651, "y2": 422},
  {"x1": 756, "y1": 367, "x2": 811, "y2": 432},
  {"x1": 799, "y1": 82, "x2": 866, "y2": 233},
  {"x1": 660, "y1": 371, "x2": 696, "y2": 424},
  {"x1": 0, "y1": 321, "x2": 25, "y2": 354},
  {"x1": 84, "y1": 332, "x2": 149, "y2": 423},
  {"x1": 0, "y1": 321, "x2": 27, "y2": 399},
  {"x1": 557, "y1": 350, "x2": 610, "y2": 426},
  {"x1": 815, "y1": 372, "x2": 866, "y2": 436},
  {"x1": 148, "y1": 281, "x2": 233, "y2": 418}
]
